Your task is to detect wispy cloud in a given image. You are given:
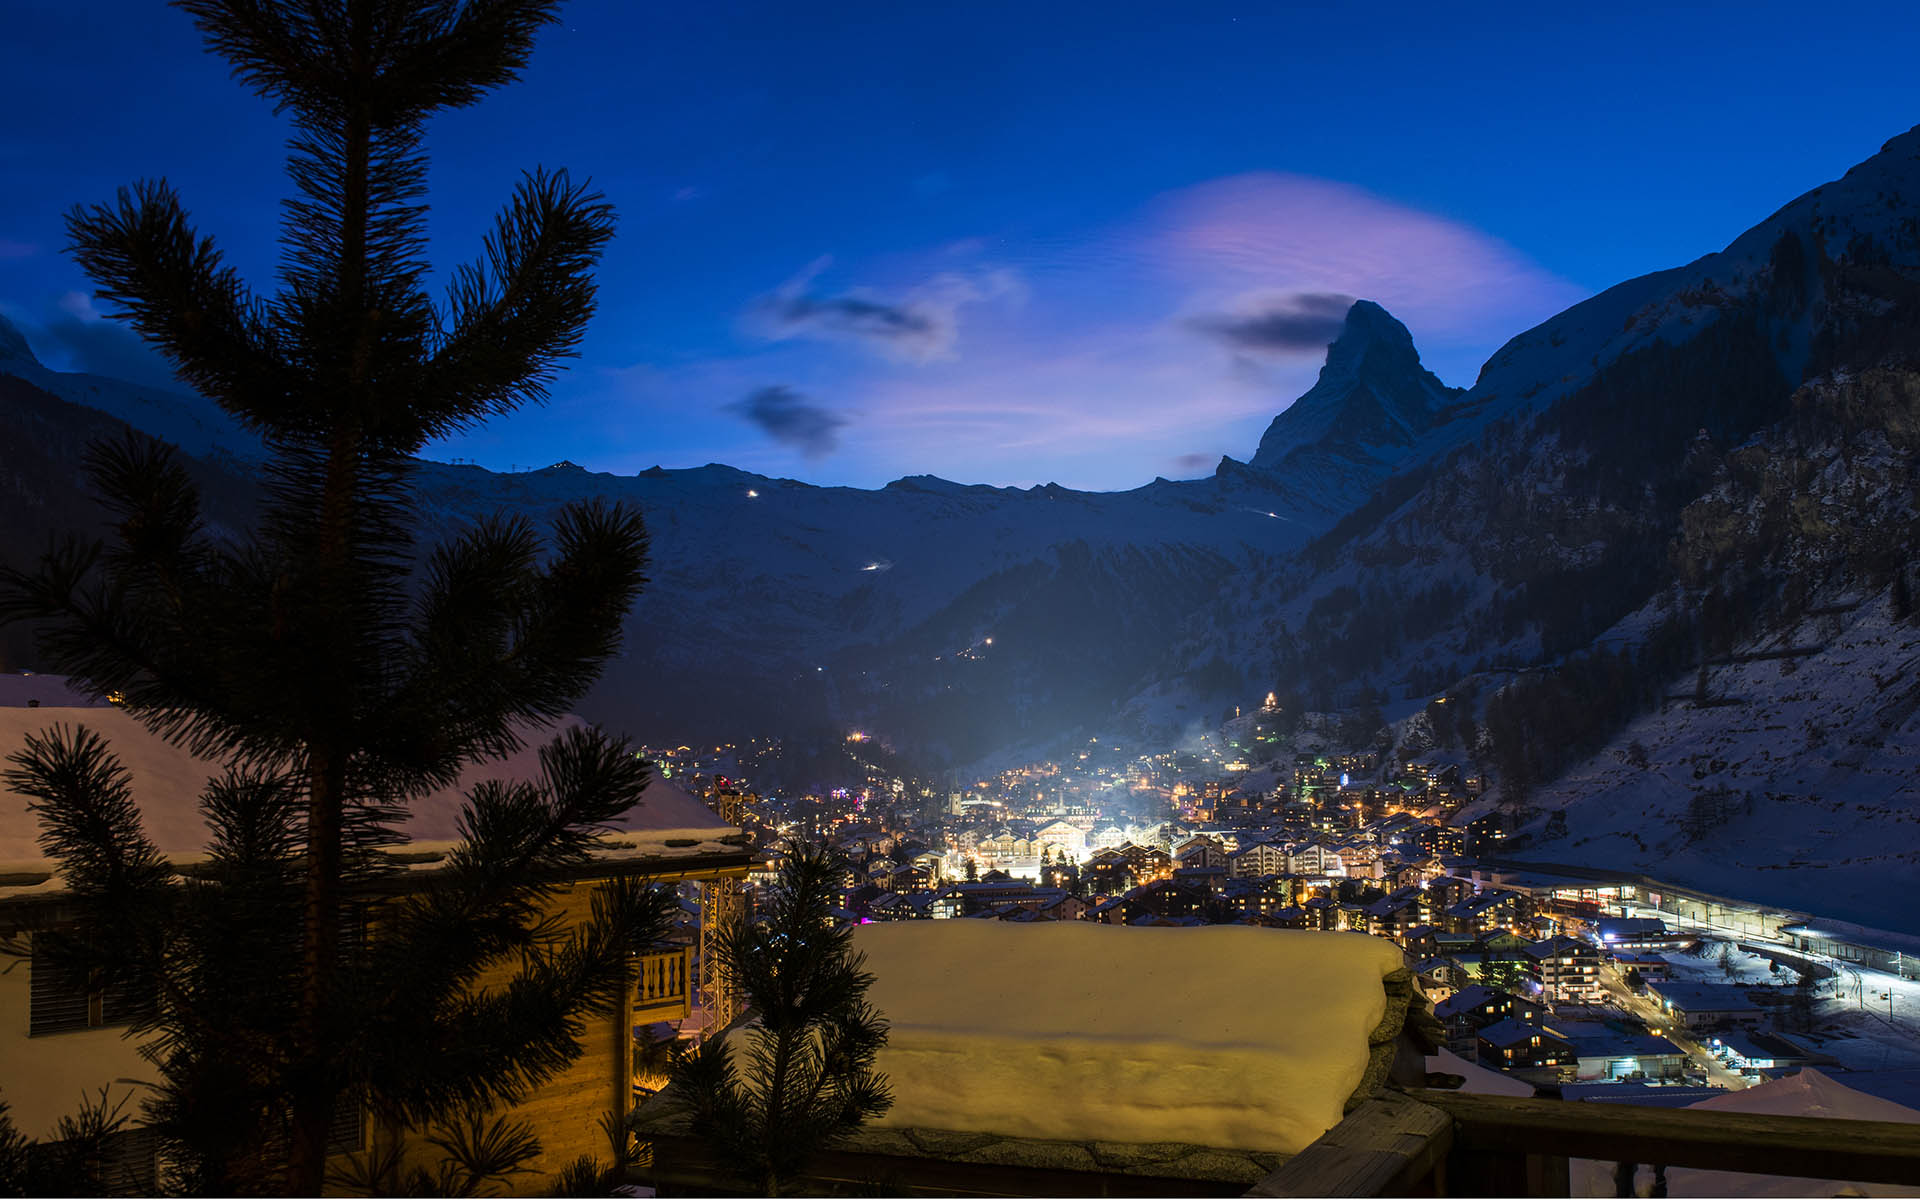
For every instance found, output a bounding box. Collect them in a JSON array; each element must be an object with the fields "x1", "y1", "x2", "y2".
[
  {"x1": 0, "y1": 239, "x2": 35, "y2": 260},
  {"x1": 584, "y1": 172, "x2": 1586, "y2": 488},
  {"x1": 746, "y1": 256, "x2": 1023, "y2": 363},
  {"x1": 726, "y1": 384, "x2": 848, "y2": 458}
]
